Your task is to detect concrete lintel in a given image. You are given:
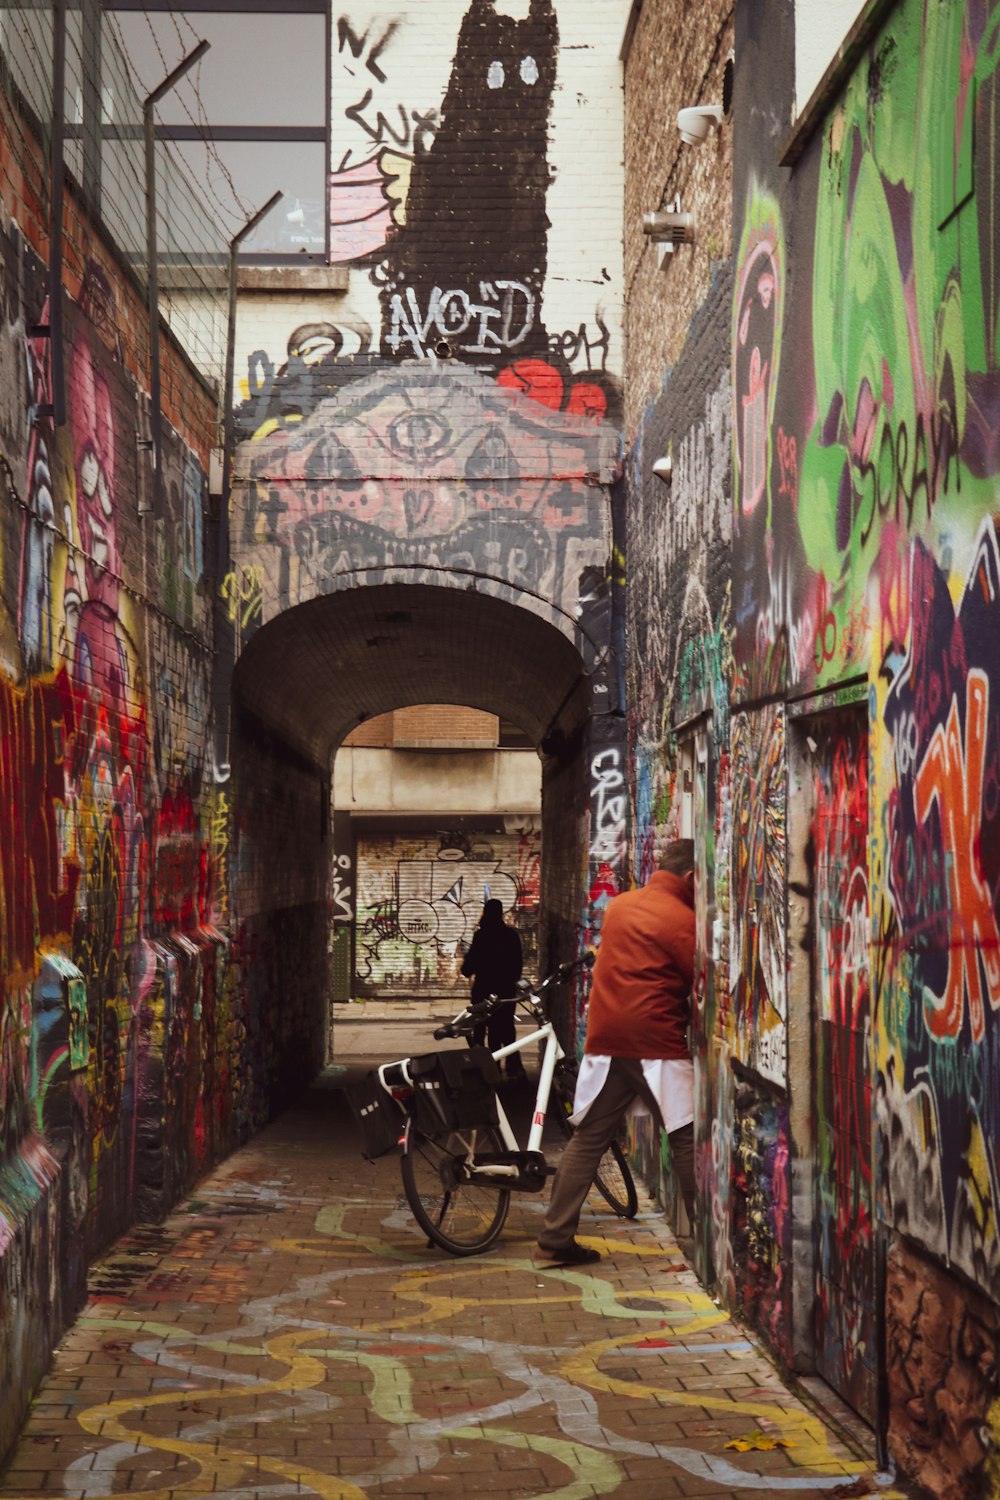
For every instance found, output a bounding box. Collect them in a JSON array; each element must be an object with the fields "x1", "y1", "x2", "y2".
[
  {"x1": 160, "y1": 266, "x2": 350, "y2": 294},
  {"x1": 238, "y1": 266, "x2": 350, "y2": 294}
]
